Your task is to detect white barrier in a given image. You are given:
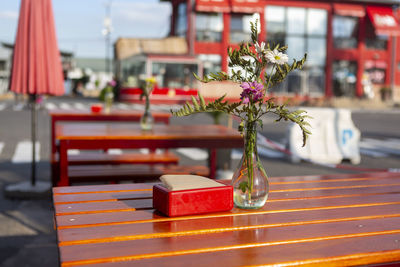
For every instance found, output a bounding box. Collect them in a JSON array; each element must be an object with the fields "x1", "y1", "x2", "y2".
[{"x1": 288, "y1": 108, "x2": 360, "y2": 165}]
